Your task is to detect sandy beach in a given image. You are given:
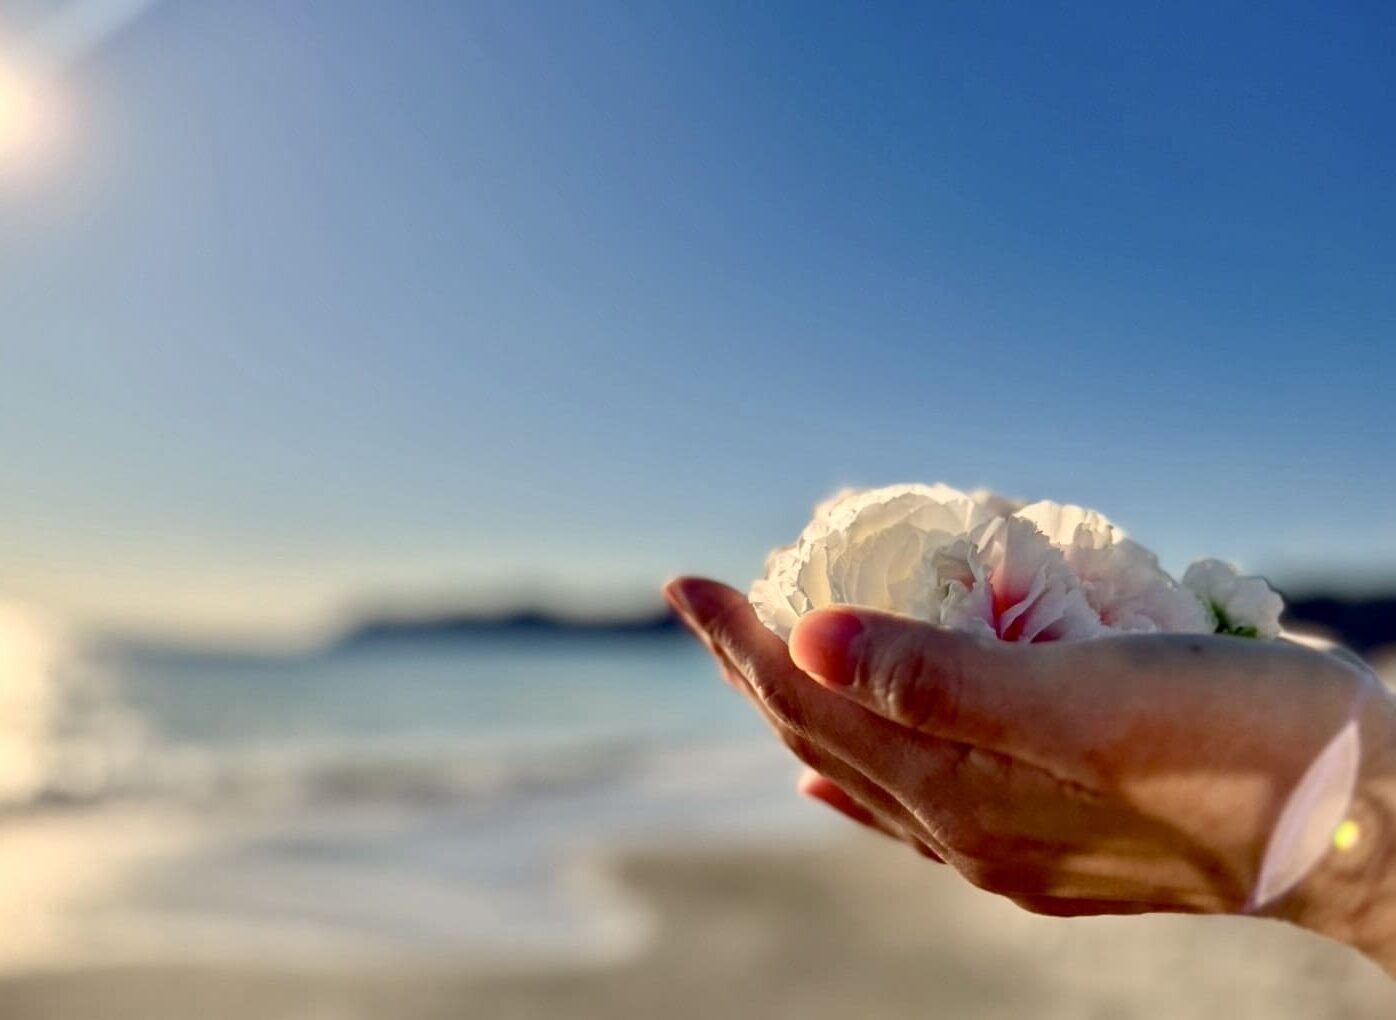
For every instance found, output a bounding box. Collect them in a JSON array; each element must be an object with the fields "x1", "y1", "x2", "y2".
[{"x1": 1, "y1": 831, "x2": 1392, "y2": 1019}]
